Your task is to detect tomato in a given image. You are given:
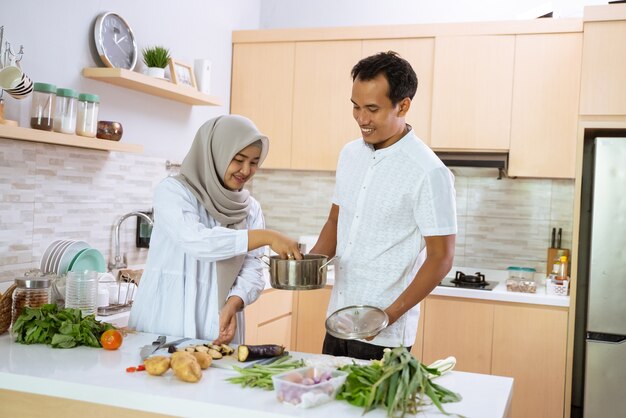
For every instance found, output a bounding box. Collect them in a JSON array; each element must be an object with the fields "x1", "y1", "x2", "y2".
[
  {"x1": 101, "y1": 329, "x2": 123, "y2": 350},
  {"x1": 126, "y1": 366, "x2": 137, "y2": 373},
  {"x1": 137, "y1": 365, "x2": 145, "y2": 372}
]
